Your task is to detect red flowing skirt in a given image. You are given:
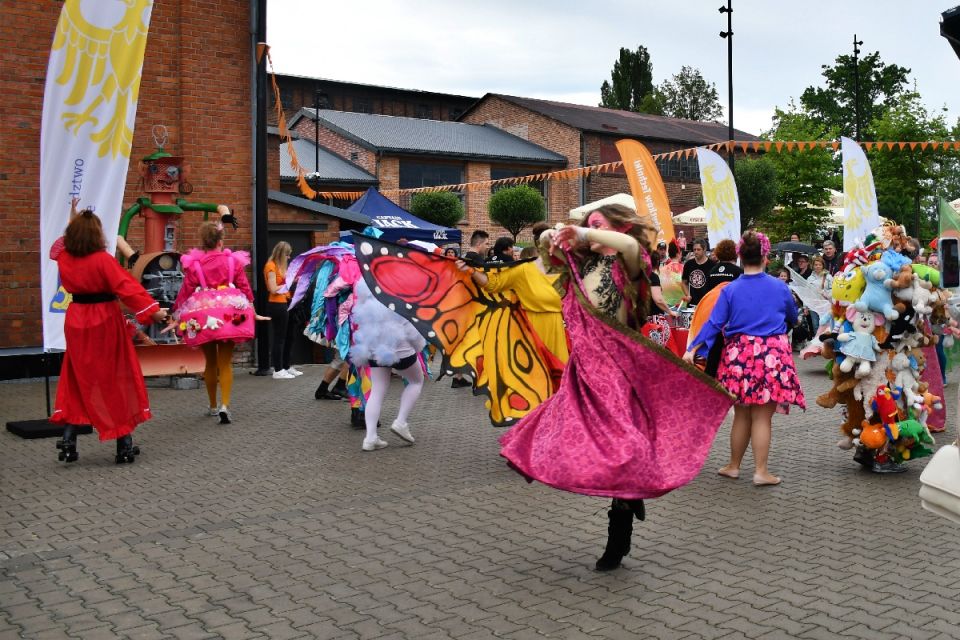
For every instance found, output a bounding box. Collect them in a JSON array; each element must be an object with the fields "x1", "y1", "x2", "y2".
[{"x1": 50, "y1": 302, "x2": 151, "y2": 441}]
